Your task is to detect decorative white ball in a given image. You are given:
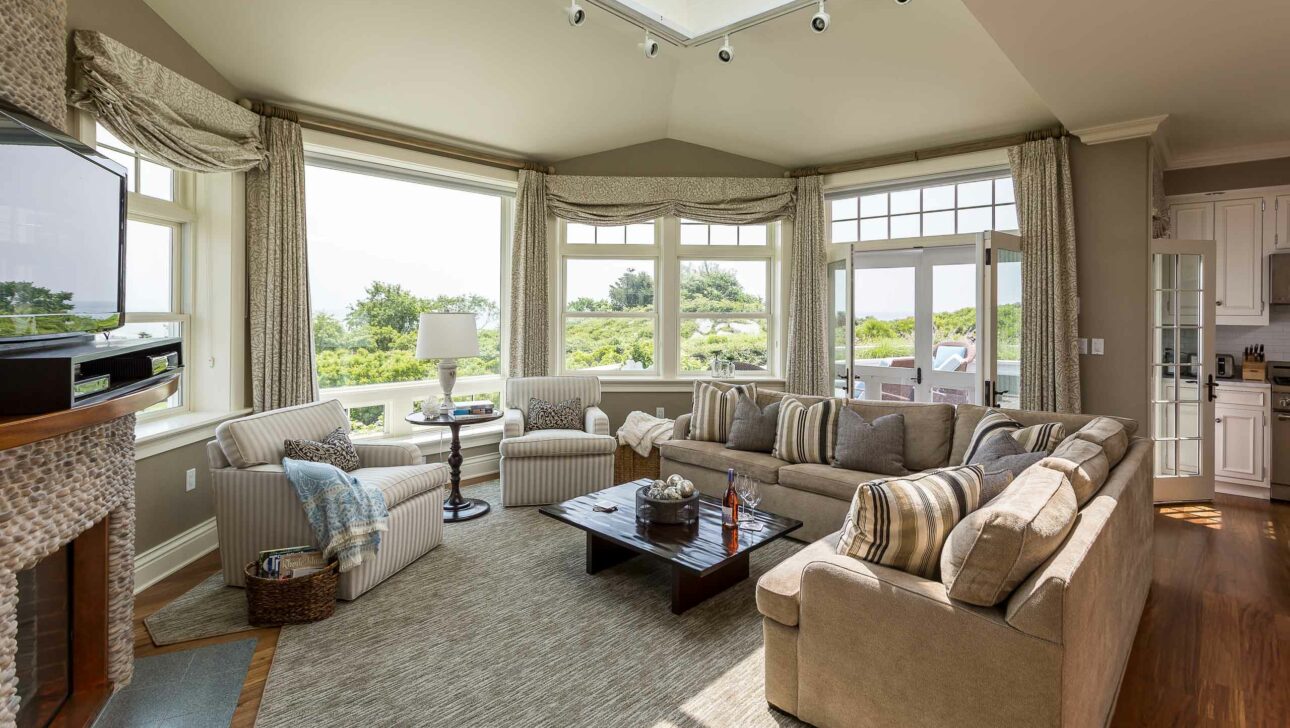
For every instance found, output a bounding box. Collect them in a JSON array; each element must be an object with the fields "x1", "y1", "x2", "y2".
[
  {"x1": 667, "y1": 473, "x2": 685, "y2": 486},
  {"x1": 679, "y1": 481, "x2": 695, "y2": 497}
]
